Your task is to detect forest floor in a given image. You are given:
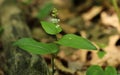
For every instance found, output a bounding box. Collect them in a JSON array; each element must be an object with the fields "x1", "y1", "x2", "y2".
[{"x1": 1, "y1": 0, "x2": 120, "y2": 75}]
